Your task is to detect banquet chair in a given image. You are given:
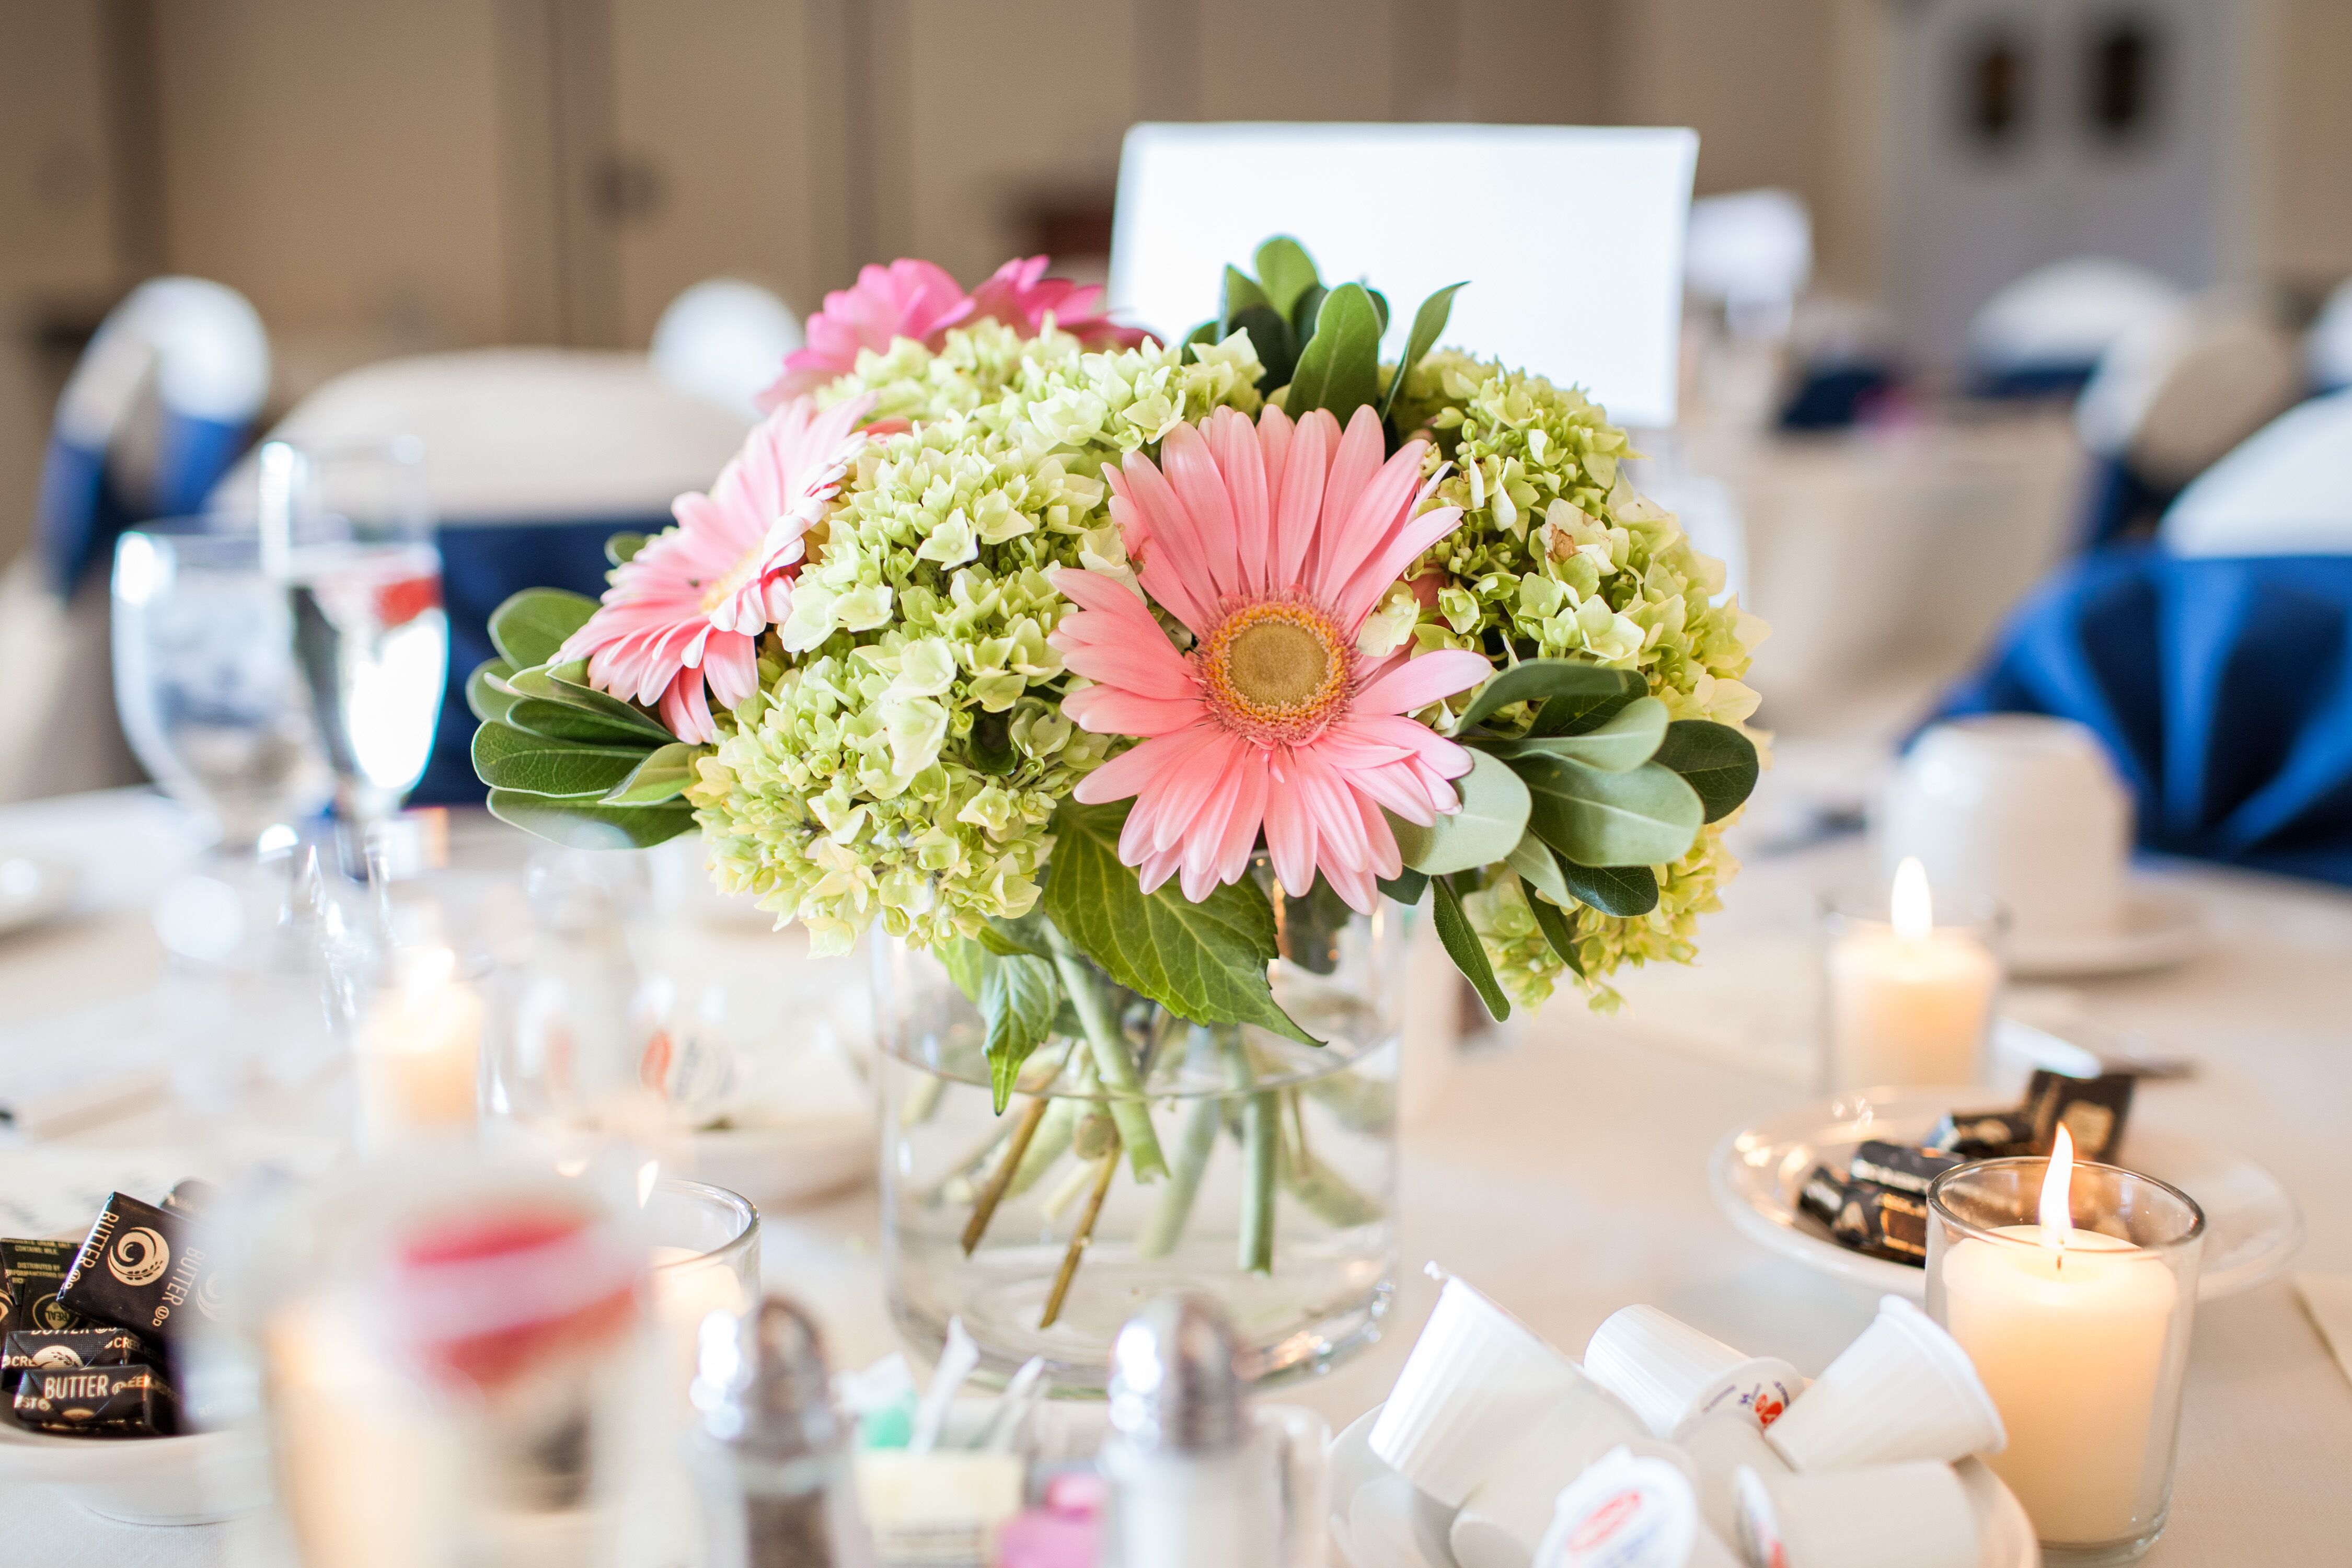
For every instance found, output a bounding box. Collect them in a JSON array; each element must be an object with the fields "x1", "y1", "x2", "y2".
[
  {"x1": 1931, "y1": 545, "x2": 2352, "y2": 886},
  {"x1": 0, "y1": 277, "x2": 270, "y2": 803},
  {"x1": 210, "y1": 345, "x2": 752, "y2": 804},
  {"x1": 1966, "y1": 258, "x2": 2183, "y2": 401},
  {"x1": 651, "y1": 278, "x2": 802, "y2": 421},
  {"x1": 2069, "y1": 297, "x2": 2307, "y2": 549},
  {"x1": 2159, "y1": 390, "x2": 2352, "y2": 559},
  {"x1": 2307, "y1": 278, "x2": 2352, "y2": 395}
]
